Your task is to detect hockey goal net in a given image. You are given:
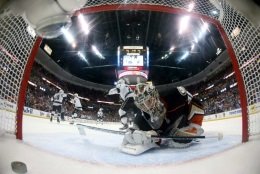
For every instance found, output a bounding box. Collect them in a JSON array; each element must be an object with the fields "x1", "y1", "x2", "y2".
[{"x1": 0, "y1": 0, "x2": 259, "y2": 142}]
